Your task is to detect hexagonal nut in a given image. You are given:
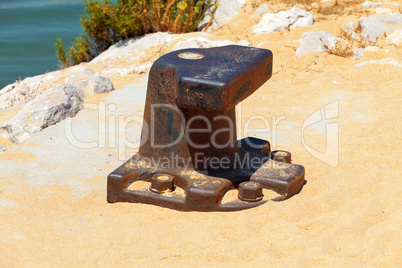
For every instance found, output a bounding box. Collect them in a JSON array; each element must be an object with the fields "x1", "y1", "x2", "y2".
[
  {"x1": 271, "y1": 150, "x2": 291, "y2": 163},
  {"x1": 150, "y1": 174, "x2": 174, "y2": 194},
  {"x1": 238, "y1": 181, "x2": 263, "y2": 202}
]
